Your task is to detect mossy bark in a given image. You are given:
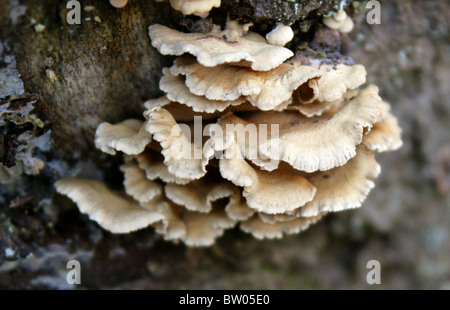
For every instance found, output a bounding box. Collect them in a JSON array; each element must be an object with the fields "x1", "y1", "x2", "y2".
[{"x1": 2, "y1": 0, "x2": 174, "y2": 159}]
